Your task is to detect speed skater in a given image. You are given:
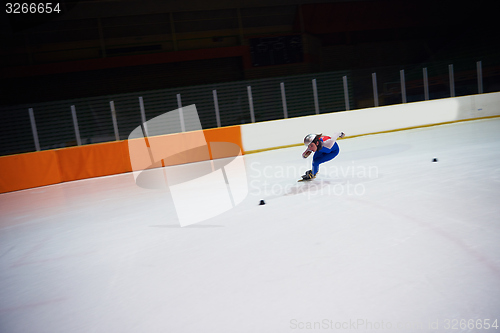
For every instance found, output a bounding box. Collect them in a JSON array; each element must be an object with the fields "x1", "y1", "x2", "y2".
[{"x1": 300, "y1": 132, "x2": 345, "y2": 181}]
